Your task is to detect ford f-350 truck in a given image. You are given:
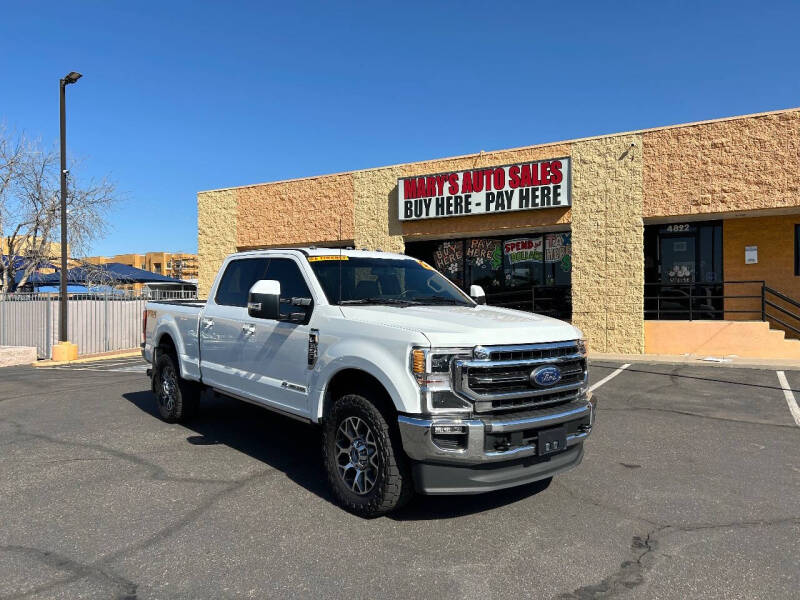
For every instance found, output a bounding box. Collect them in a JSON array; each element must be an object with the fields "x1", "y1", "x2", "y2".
[{"x1": 142, "y1": 248, "x2": 594, "y2": 516}]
